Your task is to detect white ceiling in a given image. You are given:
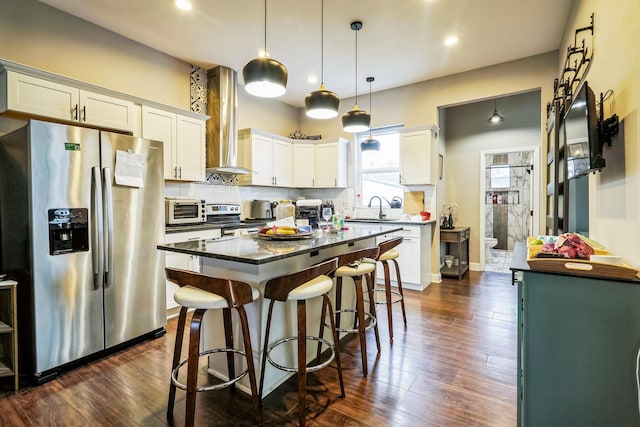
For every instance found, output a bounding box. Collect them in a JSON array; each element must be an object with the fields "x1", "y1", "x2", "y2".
[{"x1": 37, "y1": 0, "x2": 573, "y2": 108}]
